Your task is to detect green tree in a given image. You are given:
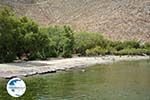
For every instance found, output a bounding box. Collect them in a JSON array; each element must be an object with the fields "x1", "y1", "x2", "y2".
[
  {"x1": 0, "y1": 7, "x2": 50, "y2": 62},
  {"x1": 0, "y1": 7, "x2": 18, "y2": 62}
]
